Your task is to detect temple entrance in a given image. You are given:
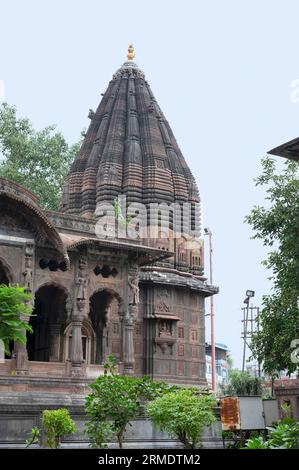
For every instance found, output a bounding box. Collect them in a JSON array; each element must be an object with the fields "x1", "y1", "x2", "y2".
[
  {"x1": 0, "y1": 261, "x2": 10, "y2": 285},
  {"x1": 27, "y1": 285, "x2": 67, "y2": 362},
  {"x1": 89, "y1": 290, "x2": 121, "y2": 364},
  {"x1": 0, "y1": 260, "x2": 12, "y2": 358}
]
